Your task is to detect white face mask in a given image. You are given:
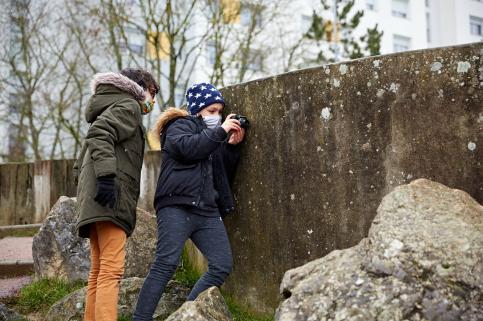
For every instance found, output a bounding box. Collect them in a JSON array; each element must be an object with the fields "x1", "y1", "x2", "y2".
[{"x1": 203, "y1": 115, "x2": 222, "y2": 129}]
